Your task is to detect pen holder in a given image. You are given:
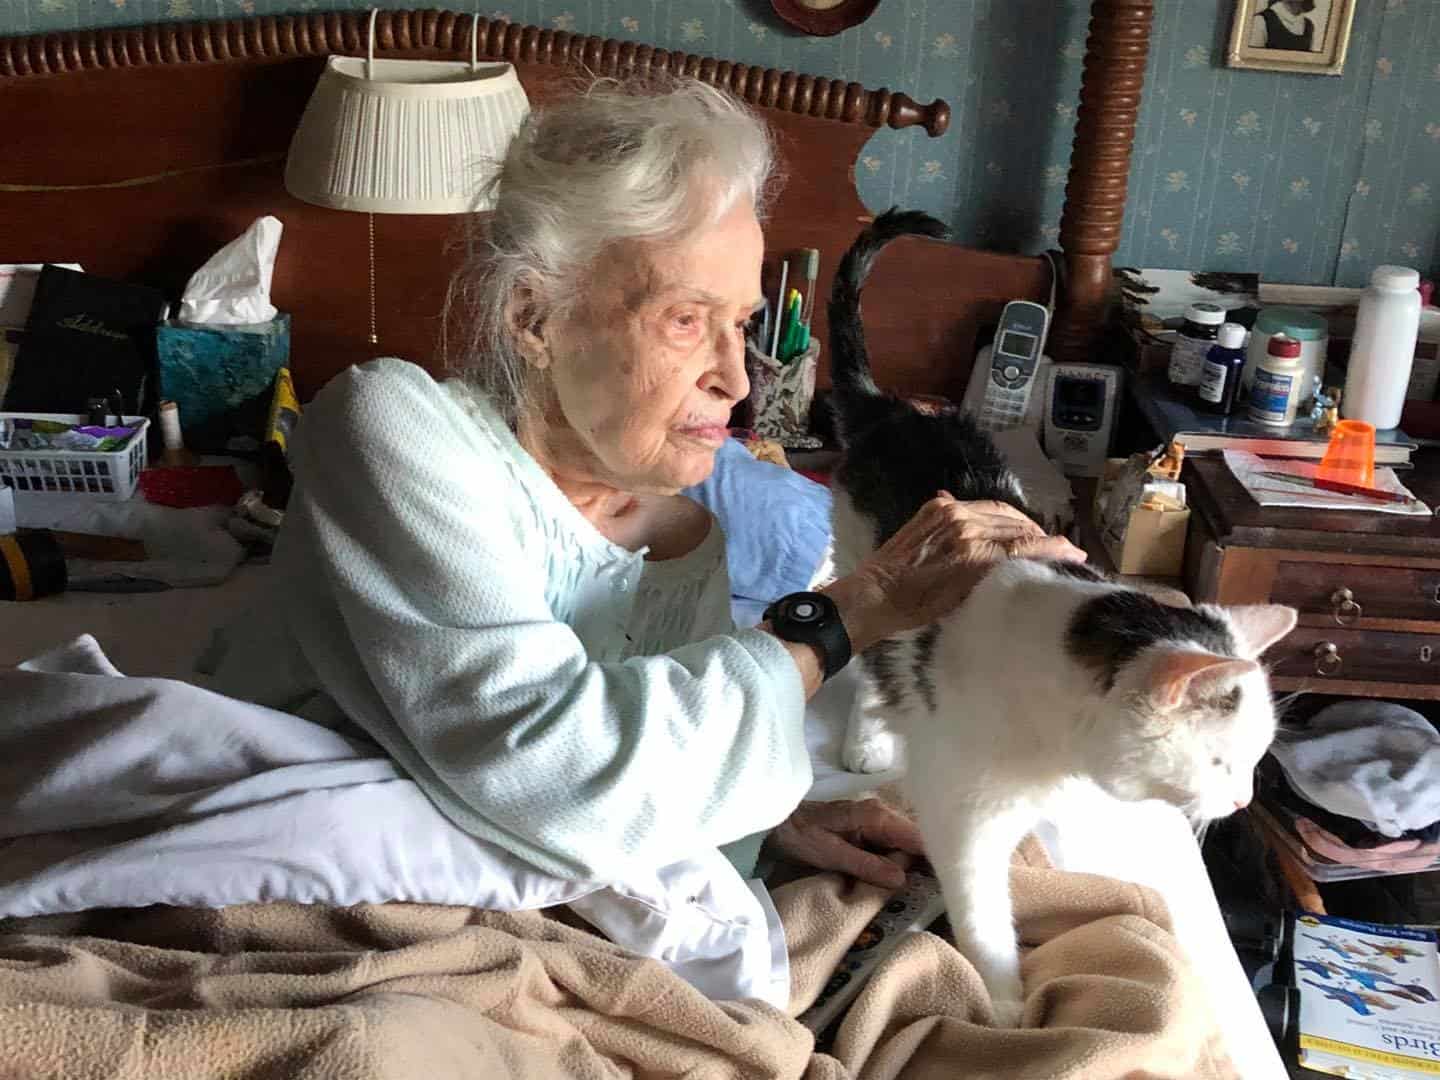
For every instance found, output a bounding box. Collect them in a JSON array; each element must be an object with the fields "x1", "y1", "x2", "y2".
[{"x1": 745, "y1": 338, "x2": 823, "y2": 449}]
